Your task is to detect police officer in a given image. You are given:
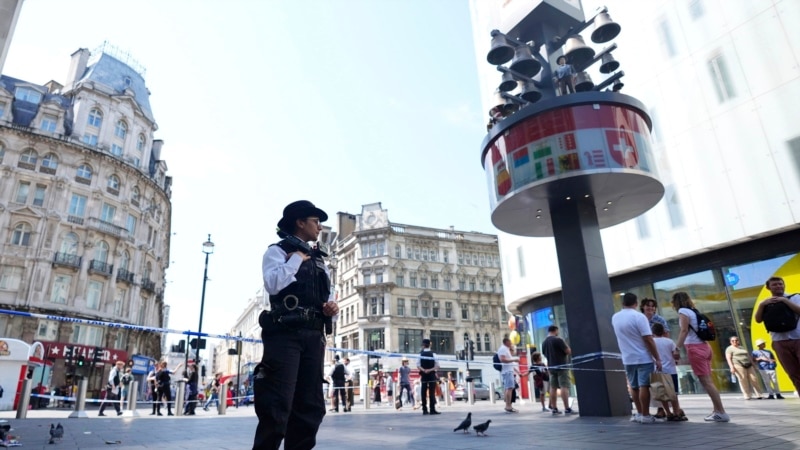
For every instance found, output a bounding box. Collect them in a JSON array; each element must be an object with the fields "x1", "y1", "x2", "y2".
[
  {"x1": 417, "y1": 338, "x2": 440, "y2": 415},
  {"x1": 252, "y1": 200, "x2": 338, "y2": 450}
]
